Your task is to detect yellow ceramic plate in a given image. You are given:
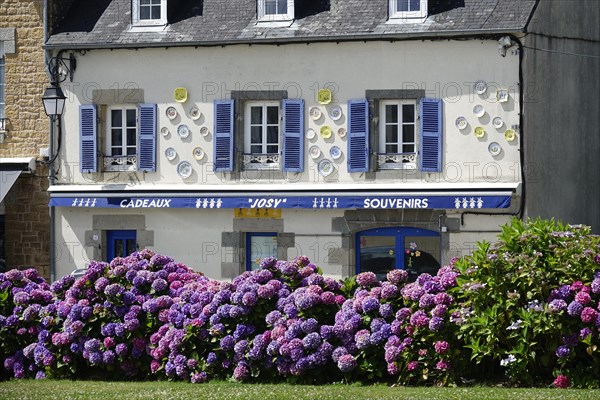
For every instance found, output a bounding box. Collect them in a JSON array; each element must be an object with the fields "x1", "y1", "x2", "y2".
[
  {"x1": 320, "y1": 125, "x2": 332, "y2": 139},
  {"x1": 474, "y1": 126, "x2": 485, "y2": 138},
  {"x1": 174, "y1": 87, "x2": 188, "y2": 103},
  {"x1": 317, "y1": 88, "x2": 332, "y2": 105},
  {"x1": 504, "y1": 129, "x2": 516, "y2": 142}
]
